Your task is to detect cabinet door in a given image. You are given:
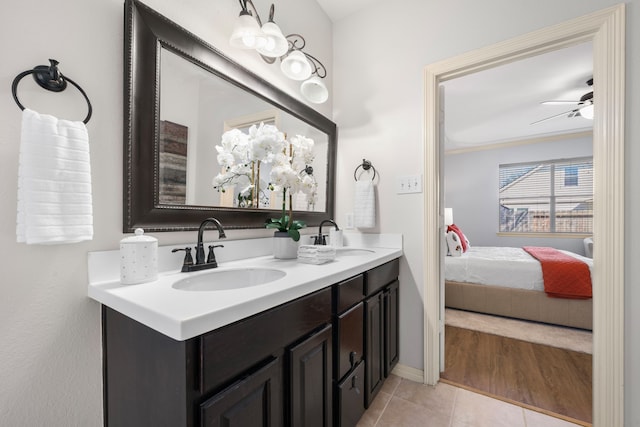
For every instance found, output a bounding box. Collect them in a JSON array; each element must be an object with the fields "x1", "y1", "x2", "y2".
[
  {"x1": 336, "y1": 361, "x2": 365, "y2": 427},
  {"x1": 364, "y1": 291, "x2": 384, "y2": 408},
  {"x1": 200, "y1": 357, "x2": 282, "y2": 427},
  {"x1": 335, "y1": 302, "x2": 364, "y2": 382},
  {"x1": 288, "y1": 324, "x2": 333, "y2": 427},
  {"x1": 384, "y1": 280, "x2": 399, "y2": 376}
]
